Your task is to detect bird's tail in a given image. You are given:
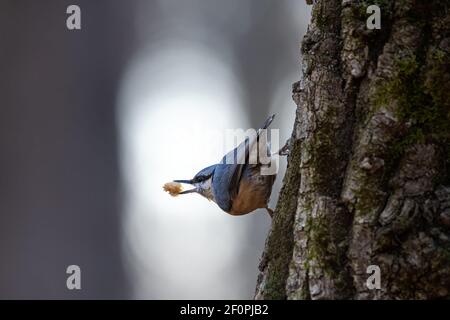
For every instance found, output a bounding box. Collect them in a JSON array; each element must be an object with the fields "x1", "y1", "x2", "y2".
[
  {"x1": 260, "y1": 114, "x2": 276, "y2": 130},
  {"x1": 255, "y1": 114, "x2": 276, "y2": 158}
]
